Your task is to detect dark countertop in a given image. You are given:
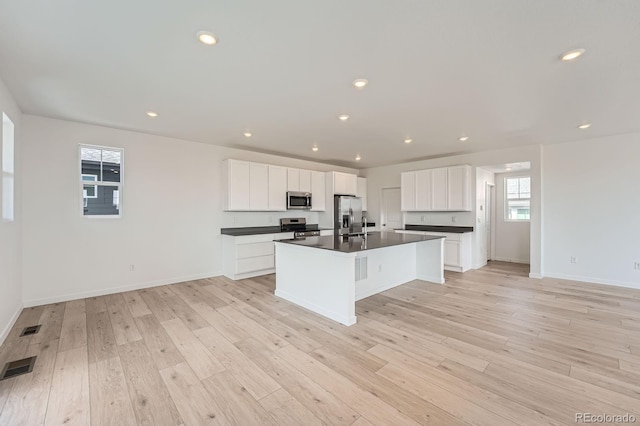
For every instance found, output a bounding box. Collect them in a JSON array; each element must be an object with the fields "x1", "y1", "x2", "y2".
[
  {"x1": 221, "y1": 224, "x2": 320, "y2": 236},
  {"x1": 275, "y1": 231, "x2": 444, "y2": 253},
  {"x1": 404, "y1": 224, "x2": 474, "y2": 233}
]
